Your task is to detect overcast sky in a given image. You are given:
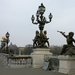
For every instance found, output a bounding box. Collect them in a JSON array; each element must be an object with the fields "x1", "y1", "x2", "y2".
[{"x1": 0, "y1": 0, "x2": 75, "y2": 47}]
